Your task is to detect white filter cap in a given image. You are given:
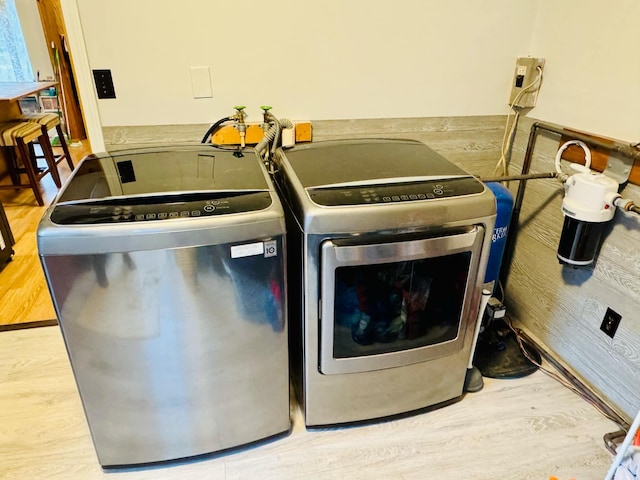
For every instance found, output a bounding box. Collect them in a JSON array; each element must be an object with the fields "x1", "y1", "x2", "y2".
[{"x1": 562, "y1": 172, "x2": 618, "y2": 222}]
